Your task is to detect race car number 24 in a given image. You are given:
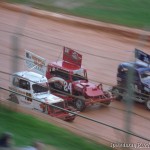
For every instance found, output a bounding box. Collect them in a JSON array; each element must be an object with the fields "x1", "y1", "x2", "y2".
[{"x1": 64, "y1": 81, "x2": 72, "y2": 93}]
